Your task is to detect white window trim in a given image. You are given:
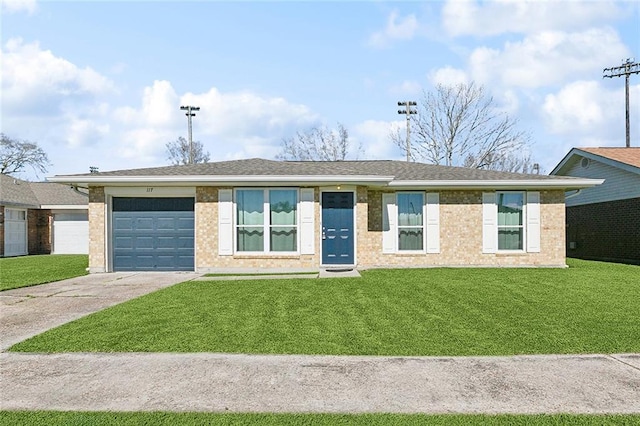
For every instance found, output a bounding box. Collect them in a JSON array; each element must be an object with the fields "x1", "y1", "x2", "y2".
[
  {"x1": 234, "y1": 188, "x2": 300, "y2": 255},
  {"x1": 382, "y1": 191, "x2": 441, "y2": 255},
  {"x1": 496, "y1": 191, "x2": 527, "y2": 253},
  {"x1": 396, "y1": 191, "x2": 427, "y2": 254}
]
